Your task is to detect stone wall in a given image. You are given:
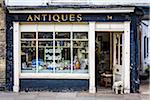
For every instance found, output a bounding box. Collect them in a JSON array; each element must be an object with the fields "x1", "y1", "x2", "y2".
[{"x1": 0, "y1": 1, "x2": 6, "y2": 87}]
